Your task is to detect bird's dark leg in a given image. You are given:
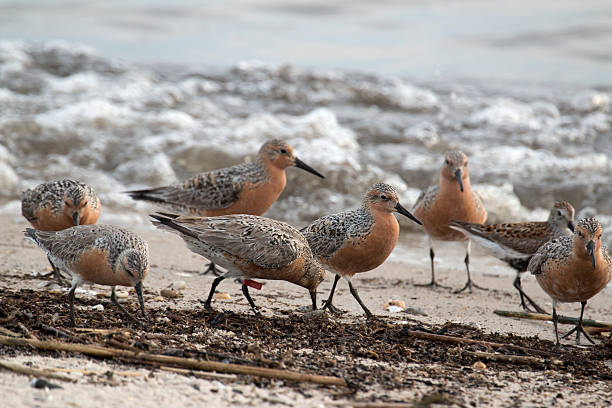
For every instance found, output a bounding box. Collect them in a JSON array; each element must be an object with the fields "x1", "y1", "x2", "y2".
[
  {"x1": 454, "y1": 241, "x2": 488, "y2": 293},
  {"x1": 310, "y1": 290, "x2": 317, "y2": 311},
  {"x1": 204, "y1": 276, "x2": 226, "y2": 310},
  {"x1": 347, "y1": 279, "x2": 373, "y2": 319},
  {"x1": 47, "y1": 256, "x2": 69, "y2": 285},
  {"x1": 68, "y1": 282, "x2": 77, "y2": 327},
  {"x1": 513, "y1": 274, "x2": 547, "y2": 314},
  {"x1": 322, "y1": 274, "x2": 345, "y2": 314},
  {"x1": 415, "y1": 246, "x2": 451, "y2": 288},
  {"x1": 111, "y1": 286, "x2": 142, "y2": 325},
  {"x1": 552, "y1": 303, "x2": 560, "y2": 346},
  {"x1": 134, "y1": 281, "x2": 146, "y2": 318},
  {"x1": 201, "y1": 262, "x2": 223, "y2": 276},
  {"x1": 562, "y1": 301, "x2": 595, "y2": 345},
  {"x1": 242, "y1": 283, "x2": 260, "y2": 315}
]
